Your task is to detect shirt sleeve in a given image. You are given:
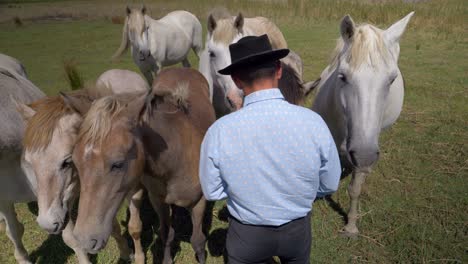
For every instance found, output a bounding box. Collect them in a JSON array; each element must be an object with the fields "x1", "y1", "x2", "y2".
[
  {"x1": 199, "y1": 124, "x2": 228, "y2": 201},
  {"x1": 317, "y1": 126, "x2": 341, "y2": 198}
]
